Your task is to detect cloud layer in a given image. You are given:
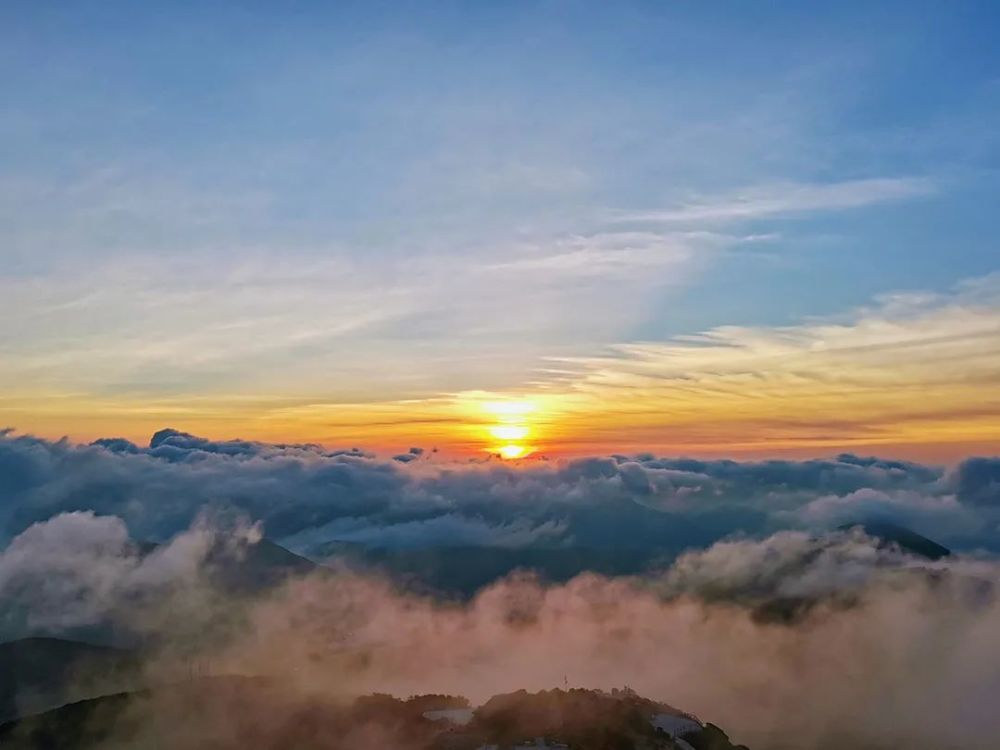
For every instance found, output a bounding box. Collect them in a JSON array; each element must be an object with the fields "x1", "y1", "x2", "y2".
[{"x1": 2, "y1": 428, "x2": 998, "y2": 559}]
